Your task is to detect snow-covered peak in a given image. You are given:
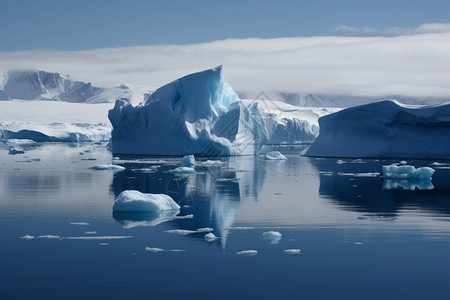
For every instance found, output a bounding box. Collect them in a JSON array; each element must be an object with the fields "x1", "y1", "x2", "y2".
[{"x1": 0, "y1": 70, "x2": 103, "y2": 102}]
